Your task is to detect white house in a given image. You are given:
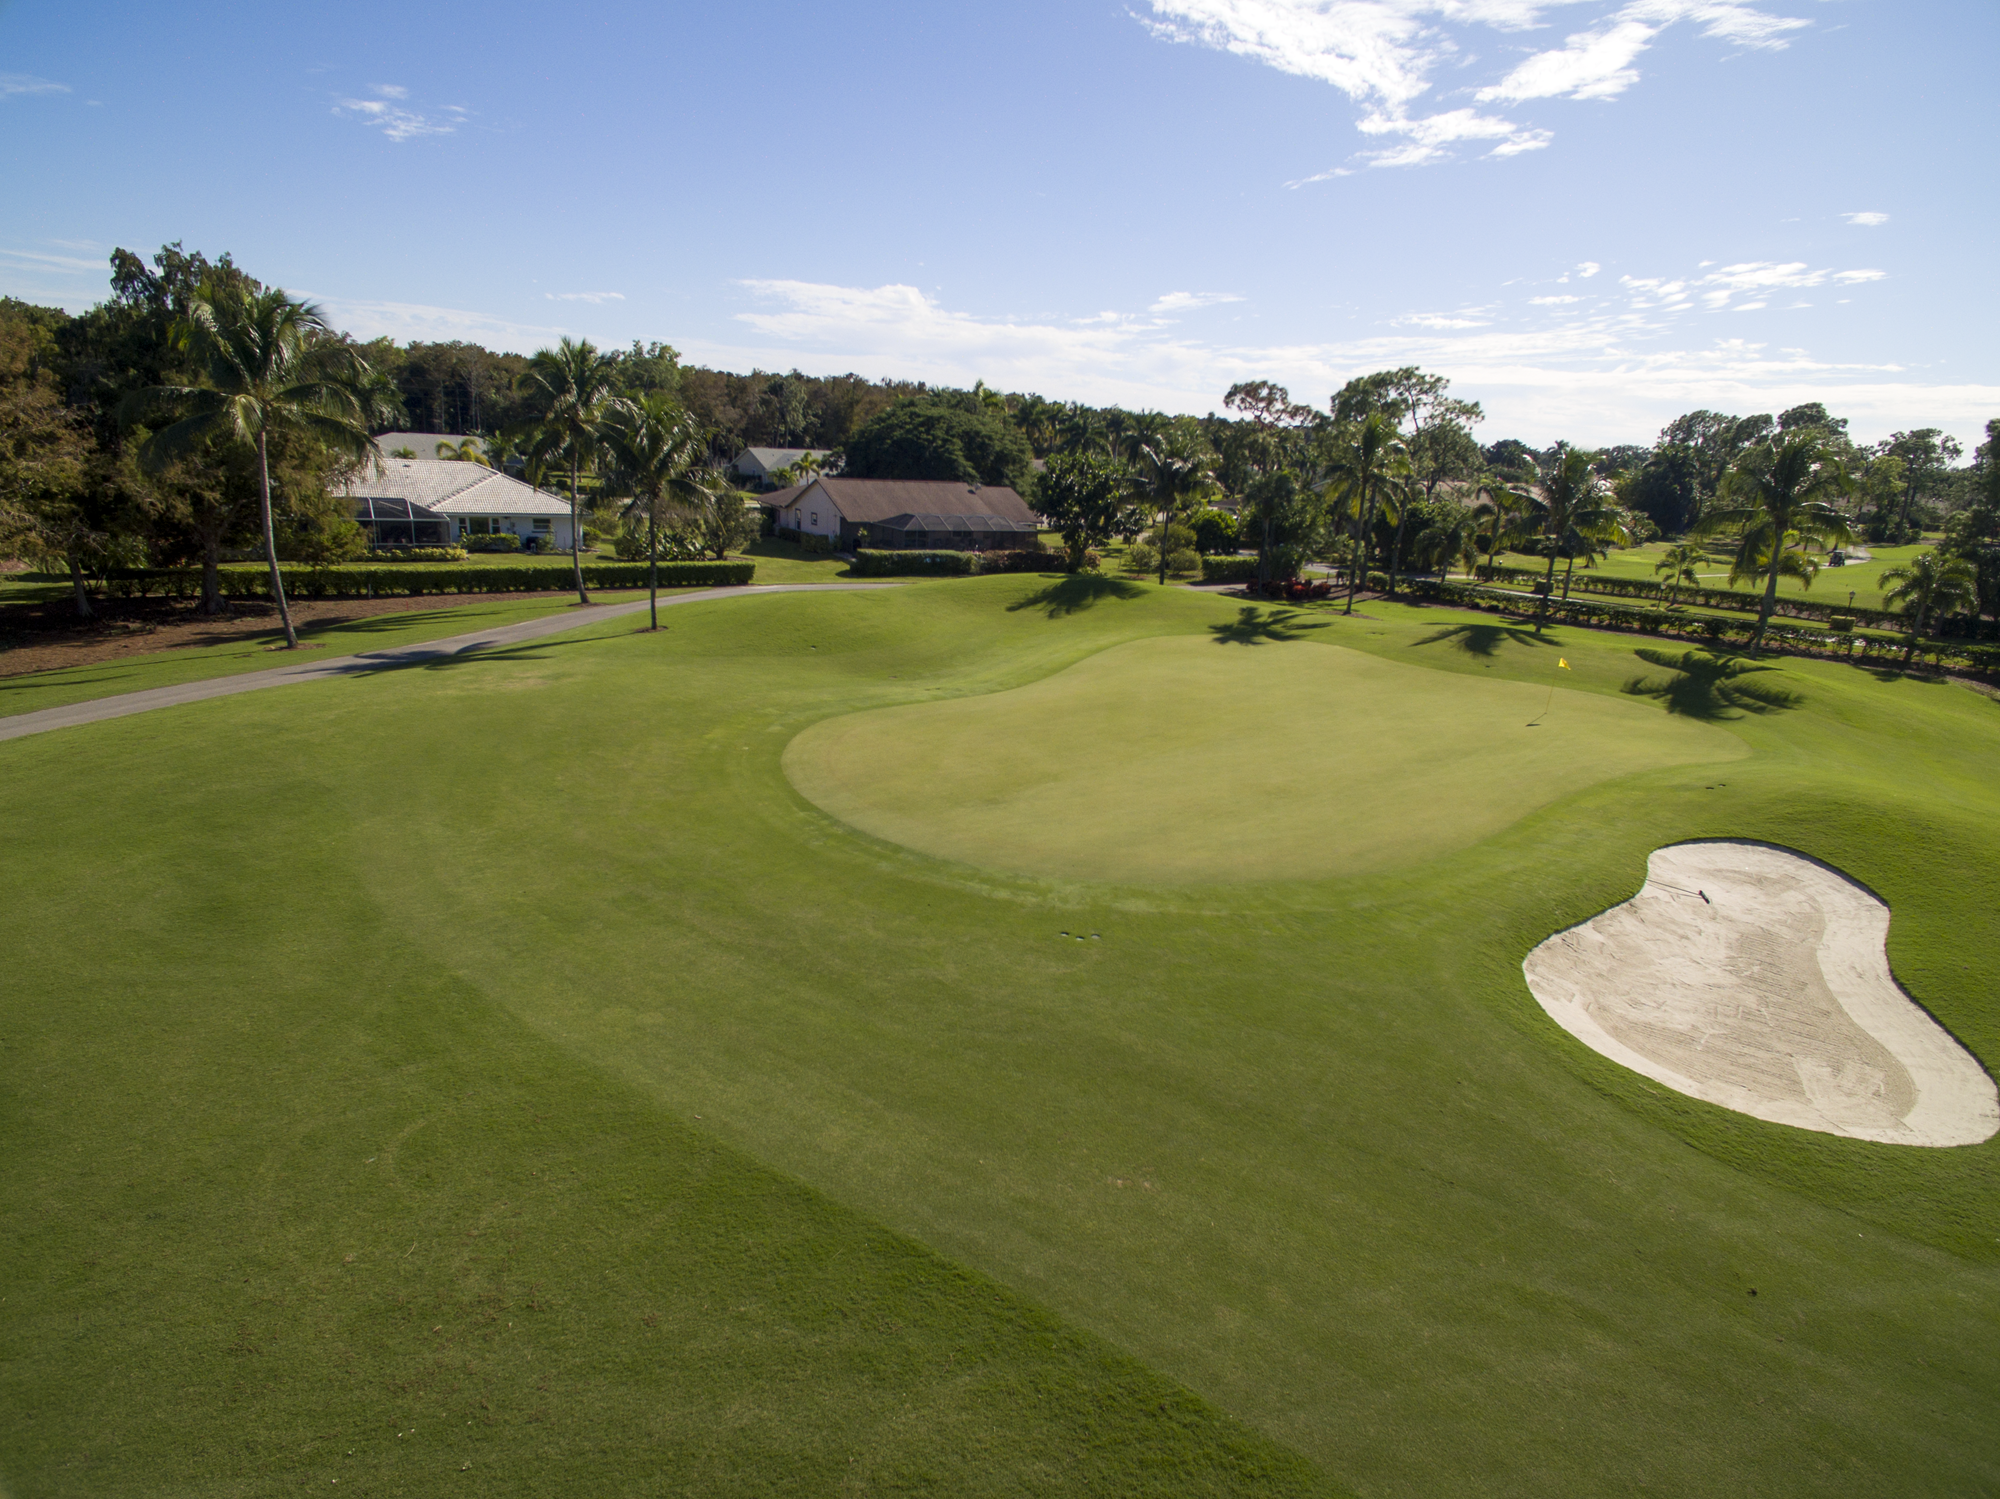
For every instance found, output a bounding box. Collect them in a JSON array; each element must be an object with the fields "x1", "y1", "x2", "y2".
[
  {"x1": 342, "y1": 458, "x2": 577, "y2": 550},
  {"x1": 766, "y1": 477, "x2": 1041, "y2": 551},
  {"x1": 732, "y1": 446, "x2": 835, "y2": 491}
]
